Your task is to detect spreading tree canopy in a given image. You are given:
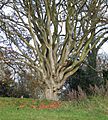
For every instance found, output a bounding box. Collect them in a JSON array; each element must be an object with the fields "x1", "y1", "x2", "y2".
[{"x1": 0, "y1": 0, "x2": 108, "y2": 100}]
